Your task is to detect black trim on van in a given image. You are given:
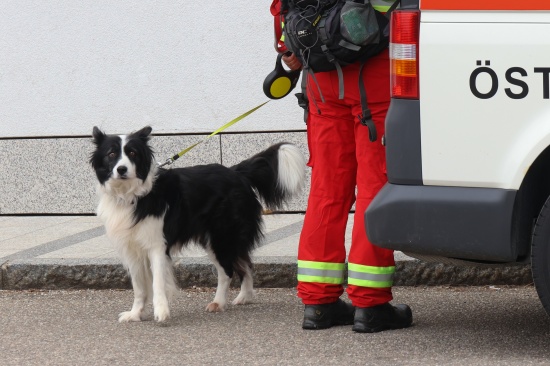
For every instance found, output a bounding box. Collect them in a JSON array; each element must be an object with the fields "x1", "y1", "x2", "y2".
[
  {"x1": 401, "y1": 0, "x2": 420, "y2": 9},
  {"x1": 385, "y1": 99, "x2": 423, "y2": 185}
]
